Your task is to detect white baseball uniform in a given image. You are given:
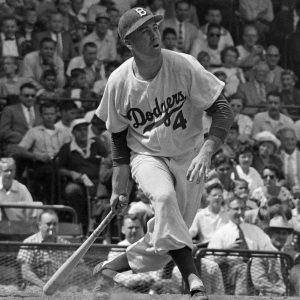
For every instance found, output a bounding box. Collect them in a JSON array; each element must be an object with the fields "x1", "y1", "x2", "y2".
[{"x1": 96, "y1": 49, "x2": 224, "y2": 272}]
